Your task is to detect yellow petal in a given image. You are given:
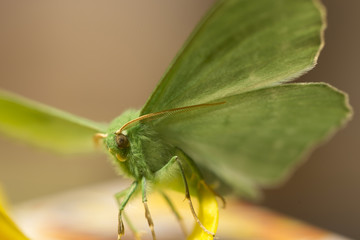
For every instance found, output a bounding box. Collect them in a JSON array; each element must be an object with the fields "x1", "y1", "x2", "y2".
[
  {"x1": 0, "y1": 188, "x2": 29, "y2": 240},
  {"x1": 187, "y1": 181, "x2": 219, "y2": 240}
]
